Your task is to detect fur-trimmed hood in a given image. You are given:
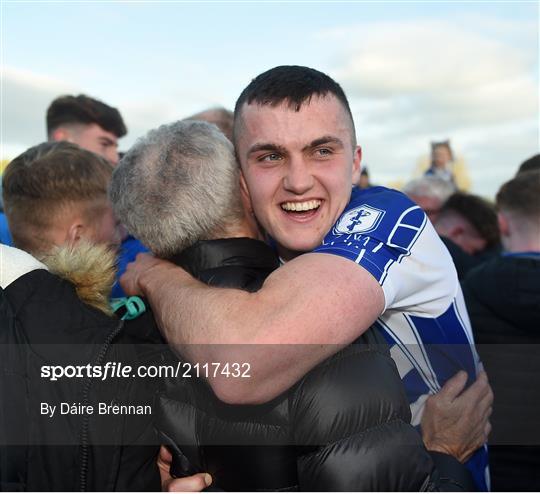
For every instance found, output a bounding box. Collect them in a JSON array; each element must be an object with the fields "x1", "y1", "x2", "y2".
[{"x1": 39, "y1": 242, "x2": 117, "y2": 315}]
